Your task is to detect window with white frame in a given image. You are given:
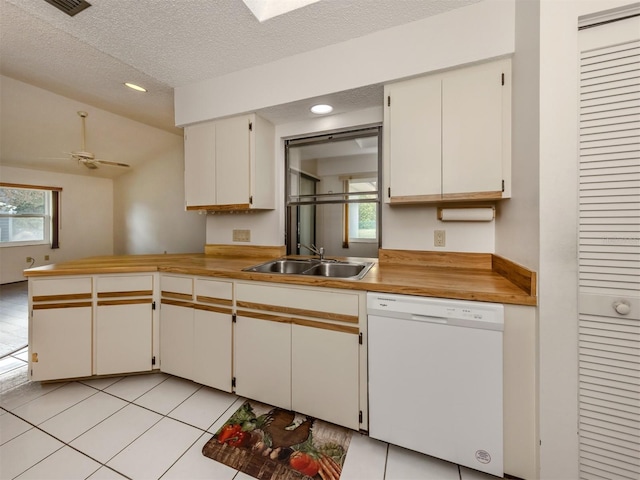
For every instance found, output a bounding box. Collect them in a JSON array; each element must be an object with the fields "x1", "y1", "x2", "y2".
[
  {"x1": 346, "y1": 177, "x2": 378, "y2": 242},
  {"x1": 0, "y1": 184, "x2": 60, "y2": 248}
]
